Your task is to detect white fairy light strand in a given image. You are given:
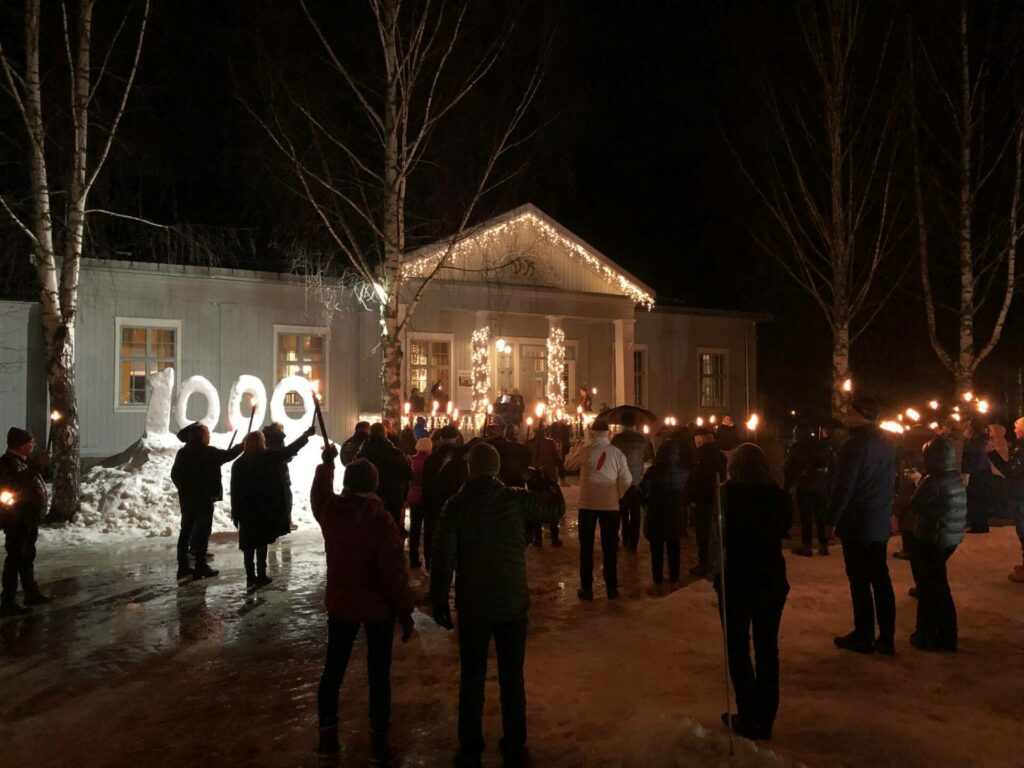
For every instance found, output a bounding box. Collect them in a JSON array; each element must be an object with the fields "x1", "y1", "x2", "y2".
[
  {"x1": 470, "y1": 326, "x2": 491, "y2": 413},
  {"x1": 400, "y1": 212, "x2": 655, "y2": 309},
  {"x1": 546, "y1": 325, "x2": 567, "y2": 413}
]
